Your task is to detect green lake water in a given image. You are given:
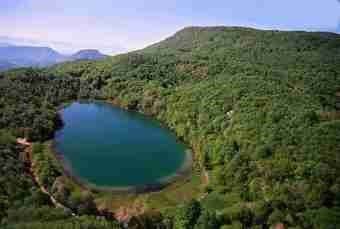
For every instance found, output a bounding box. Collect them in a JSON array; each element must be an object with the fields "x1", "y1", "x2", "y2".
[{"x1": 54, "y1": 101, "x2": 187, "y2": 188}]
